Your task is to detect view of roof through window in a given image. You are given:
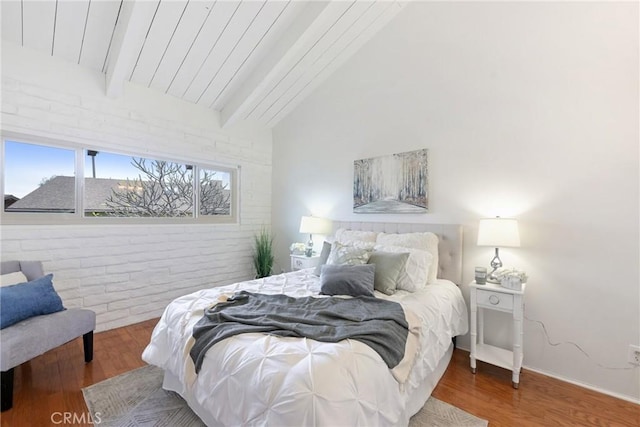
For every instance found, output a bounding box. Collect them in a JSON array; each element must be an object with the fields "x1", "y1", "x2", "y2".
[{"x1": 3, "y1": 140, "x2": 232, "y2": 218}]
